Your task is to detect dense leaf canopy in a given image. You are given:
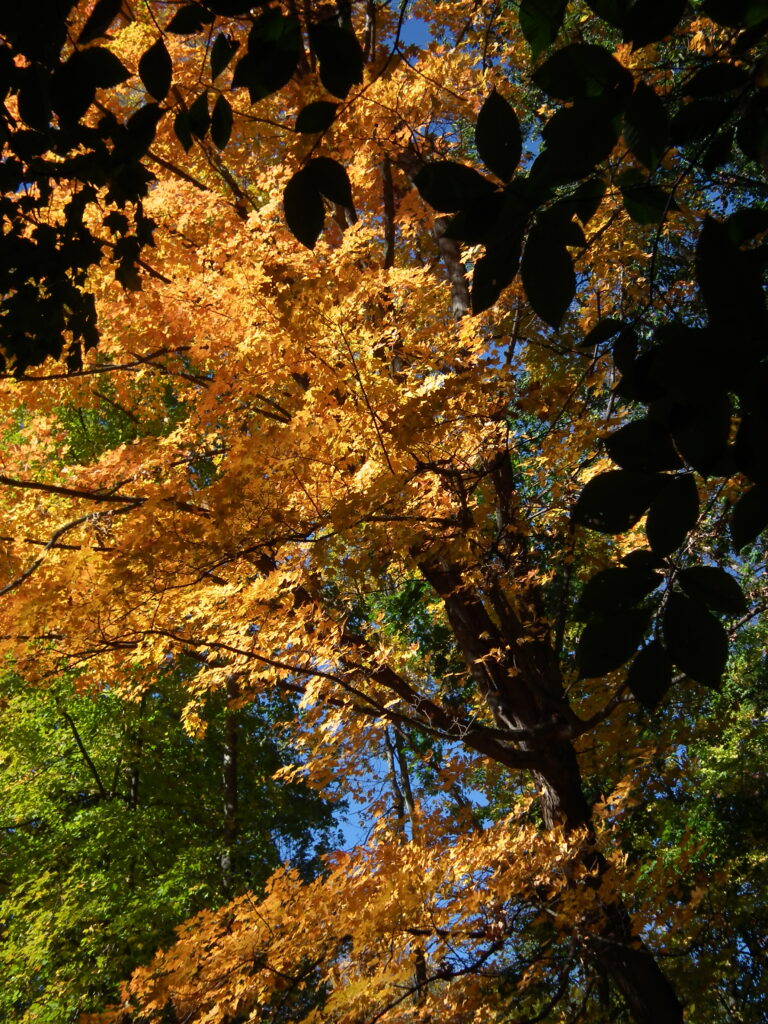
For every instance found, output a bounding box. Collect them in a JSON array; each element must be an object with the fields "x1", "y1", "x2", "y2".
[{"x1": 1, "y1": 1, "x2": 767, "y2": 1022}]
